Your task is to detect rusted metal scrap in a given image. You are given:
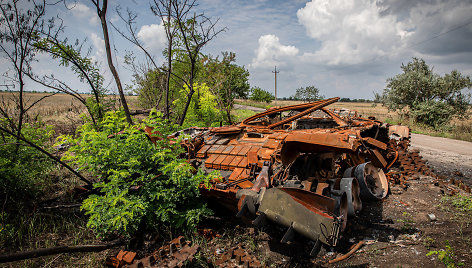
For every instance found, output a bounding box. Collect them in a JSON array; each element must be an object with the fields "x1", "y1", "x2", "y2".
[
  {"x1": 214, "y1": 244, "x2": 264, "y2": 268},
  {"x1": 145, "y1": 97, "x2": 414, "y2": 257},
  {"x1": 113, "y1": 236, "x2": 199, "y2": 268}
]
